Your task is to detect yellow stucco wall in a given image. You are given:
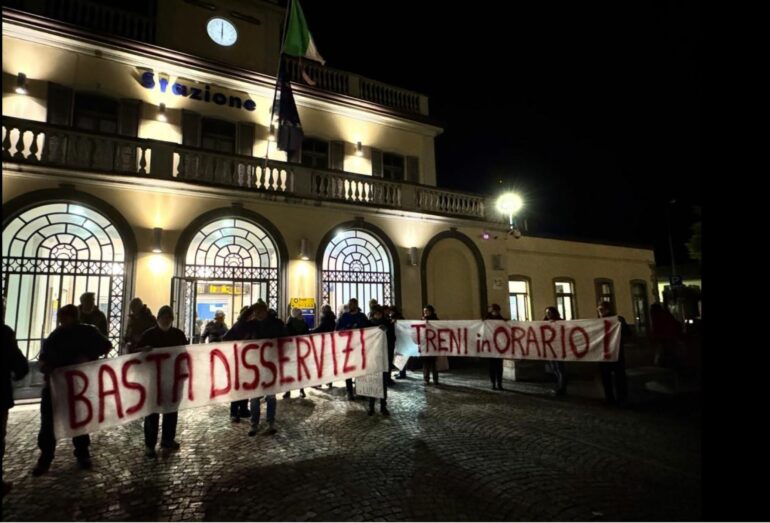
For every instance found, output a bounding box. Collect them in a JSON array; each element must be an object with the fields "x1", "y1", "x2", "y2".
[
  {"x1": 2, "y1": 173, "x2": 655, "y2": 323},
  {"x1": 2, "y1": 30, "x2": 440, "y2": 184}
]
